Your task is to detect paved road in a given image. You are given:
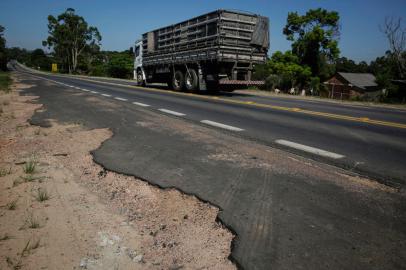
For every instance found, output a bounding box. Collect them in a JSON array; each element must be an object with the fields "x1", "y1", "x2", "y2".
[
  {"x1": 15, "y1": 65, "x2": 406, "y2": 186},
  {"x1": 12, "y1": 65, "x2": 406, "y2": 270}
]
